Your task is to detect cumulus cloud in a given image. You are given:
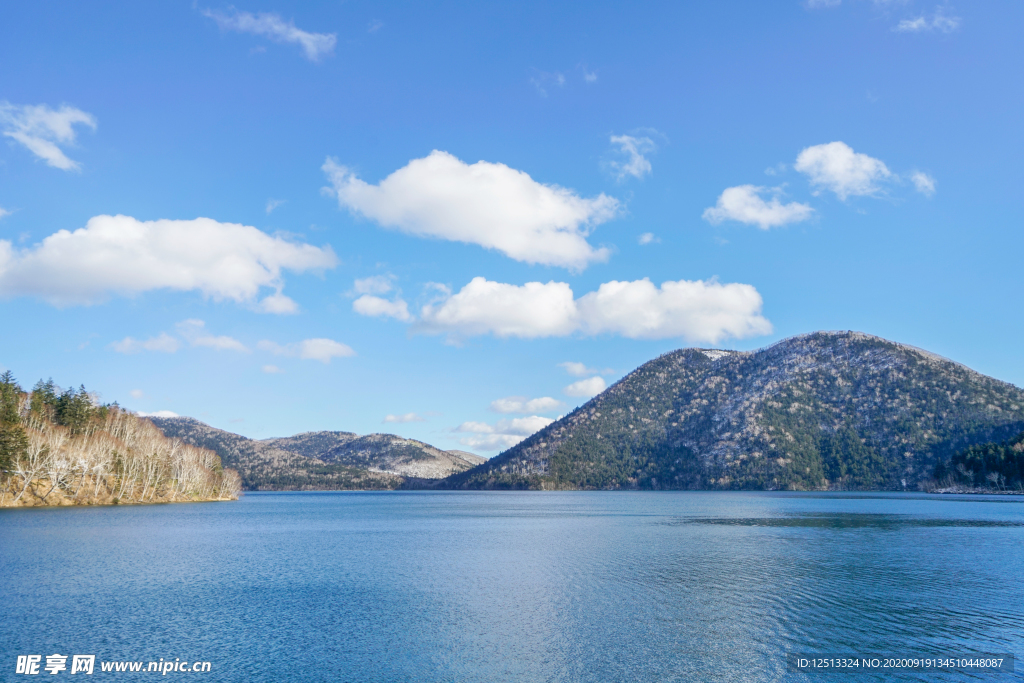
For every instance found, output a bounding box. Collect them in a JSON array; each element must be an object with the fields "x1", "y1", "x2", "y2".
[
  {"x1": 702, "y1": 185, "x2": 814, "y2": 229},
  {"x1": 176, "y1": 319, "x2": 249, "y2": 352},
  {"x1": 261, "y1": 364, "x2": 284, "y2": 374},
  {"x1": 564, "y1": 376, "x2": 607, "y2": 398},
  {"x1": 353, "y1": 295, "x2": 412, "y2": 322},
  {"x1": 608, "y1": 135, "x2": 656, "y2": 181},
  {"x1": 415, "y1": 276, "x2": 770, "y2": 344},
  {"x1": 0, "y1": 102, "x2": 96, "y2": 171},
  {"x1": 490, "y1": 396, "x2": 563, "y2": 414},
  {"x1": 559, "y1": 361, "x2": 600, "y2": 377},
  {"x1": 911, "y1": 171, "x2": 936, "y2": 196},
  {"x1": 136, "y1": 410, "x2": 179, "y2": 418},
  {"x1": 418, "y1": 278, "x2": 578, "y2": 339},
  {"x1": 353, "y1": 275, "x2": 395, "y2": 295},
  {"x1": 894, "y1": 8, "x2": 960, "y2": 33},
  {"x1": 0, "y1": 215, "x2": 336, "y2": 308},
  {"x1": 638, "y1": 232, "x2": 659, "y2": 245},
  {"x1": 110, "y1": 333, "x2": 181, "y2": 354},
  {"x1": 383, "y1": 413, "x2": 426, "y2": 423},
  {"x1": 202, "y1": 8, "x2": 337, "y2": 61},
  {"x1": 794, "y1": 142, "x2": 892, "y2": 200},
  {"x1": 323, "y1": 151, "x2": 619, "y2": 270},
  {"x1": 579, "y1": 278, "x2": 771, "y2": 342},
  {"x1": 257, "y1": 338, "x2": 355, "y2": 363},
  {"x1": 454, "y1": 415, "x2": 554, "y2": 451}
]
